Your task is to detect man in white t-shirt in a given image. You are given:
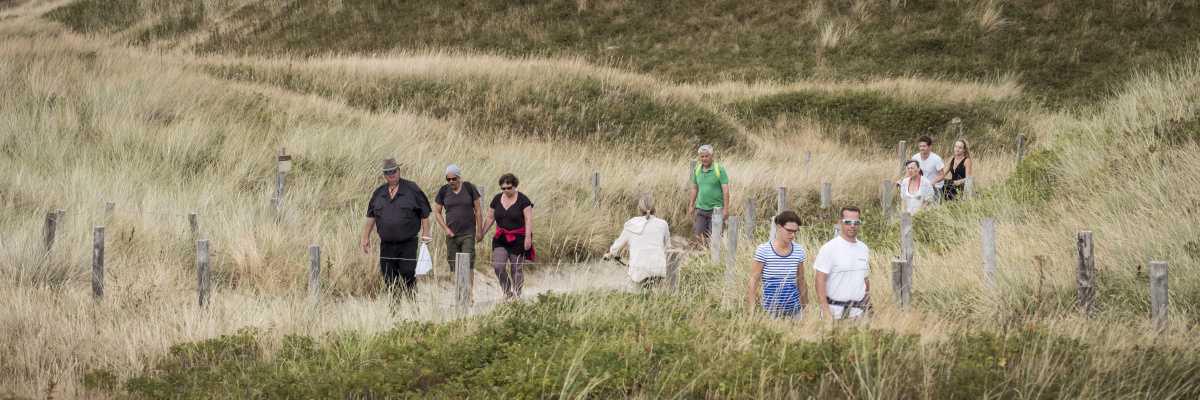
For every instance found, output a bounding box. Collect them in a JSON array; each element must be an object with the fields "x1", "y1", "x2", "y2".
[
  {"x1": 911, "y1": 136, "x2": 945, "y2": 192},
  {"x1": 813, "y1": 206, "x2": 871, "y2": 320}
]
